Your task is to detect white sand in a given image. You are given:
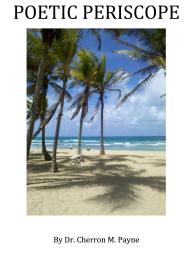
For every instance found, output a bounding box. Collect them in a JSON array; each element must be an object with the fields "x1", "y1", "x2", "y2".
[{"x1": 27, "y1": 149, "x2": 165, "y2": 215}]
